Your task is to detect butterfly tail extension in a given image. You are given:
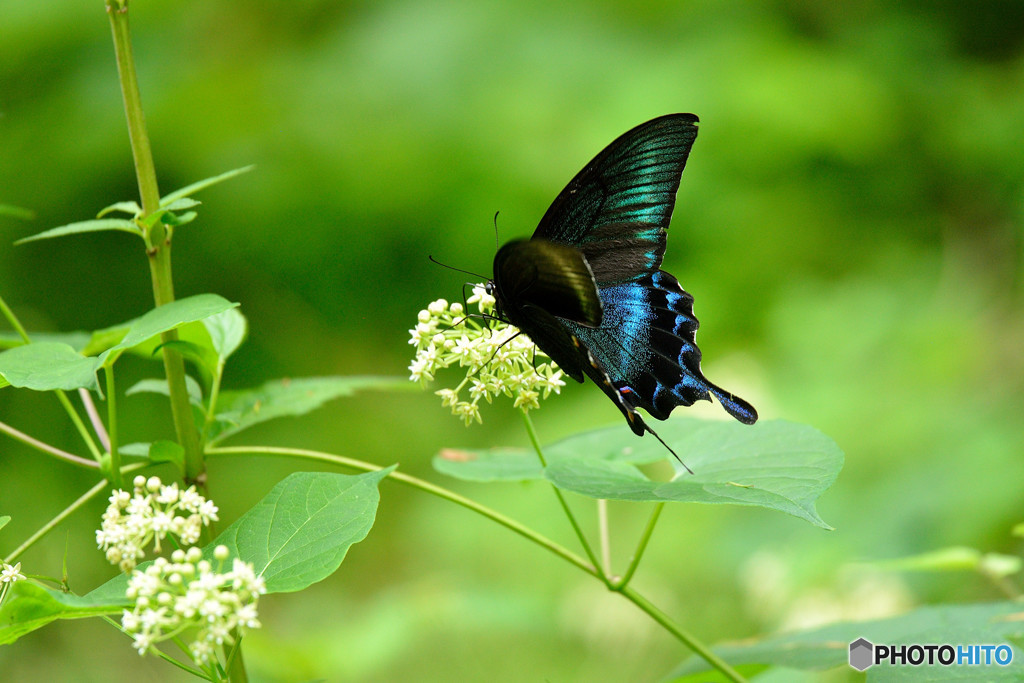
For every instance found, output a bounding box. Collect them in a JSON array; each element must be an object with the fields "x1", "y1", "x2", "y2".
[{"x1": 706, "y1": 383, "x2": 758, "y2": 425}]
